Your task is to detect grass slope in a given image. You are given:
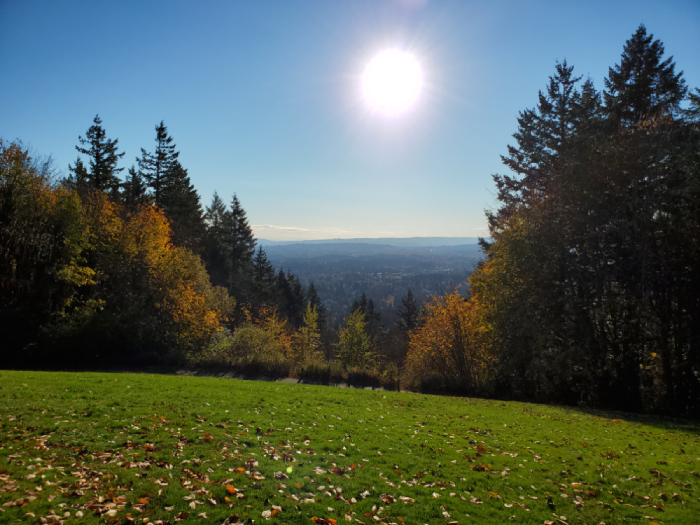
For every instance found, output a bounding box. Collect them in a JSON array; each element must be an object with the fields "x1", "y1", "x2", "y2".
[{"x1": 0, "y1": 371, "x2": 698, "y2": 525}]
